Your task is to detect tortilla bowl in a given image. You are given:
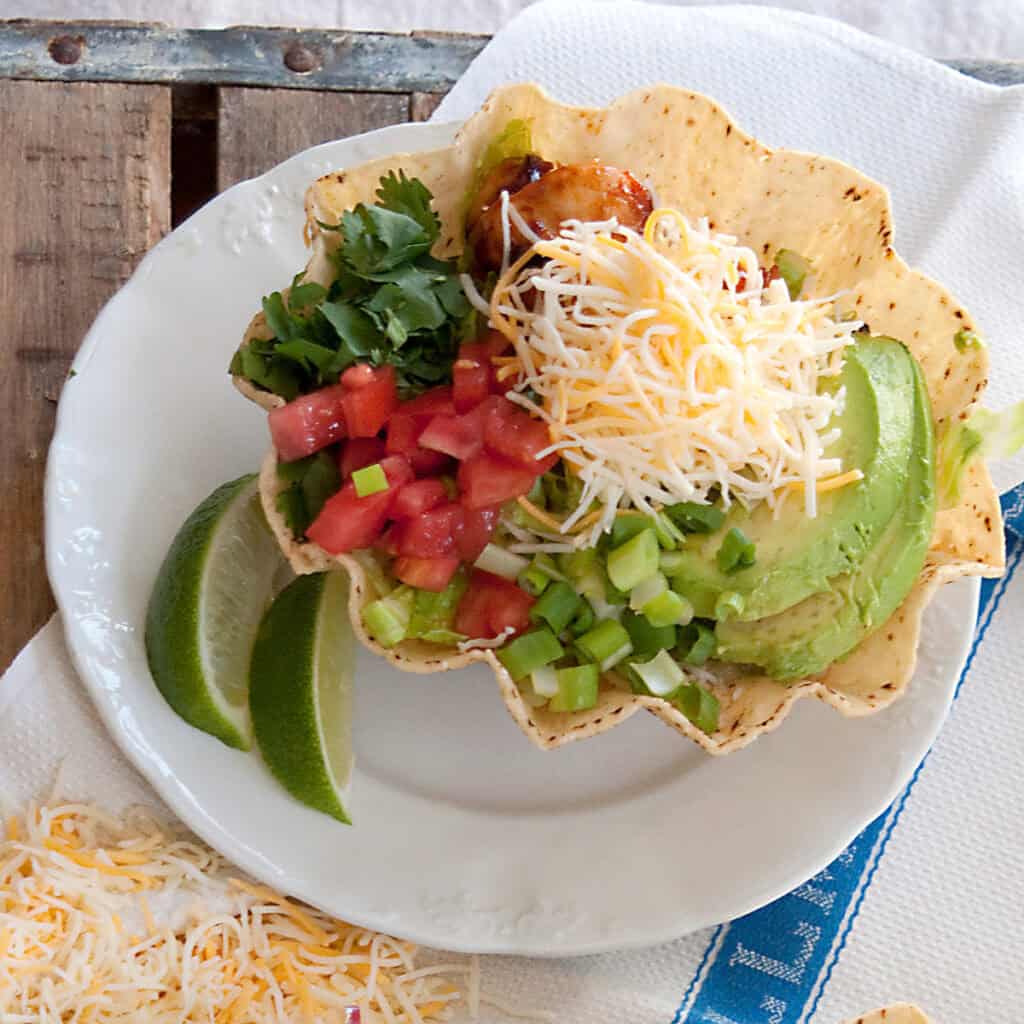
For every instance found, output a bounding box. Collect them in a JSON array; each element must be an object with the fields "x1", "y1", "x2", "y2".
[{"x1": 237, "y1": 83, "x2": 1004, "y2": 753}]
